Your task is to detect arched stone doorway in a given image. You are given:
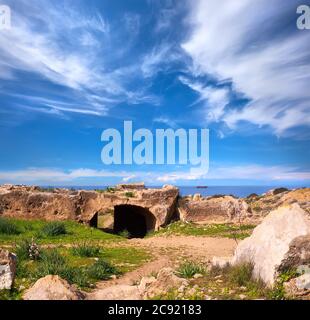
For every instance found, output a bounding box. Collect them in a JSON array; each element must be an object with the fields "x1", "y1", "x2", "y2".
[{"x1": 113, "y1": 205, "x2": 156, "y2": 238}]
